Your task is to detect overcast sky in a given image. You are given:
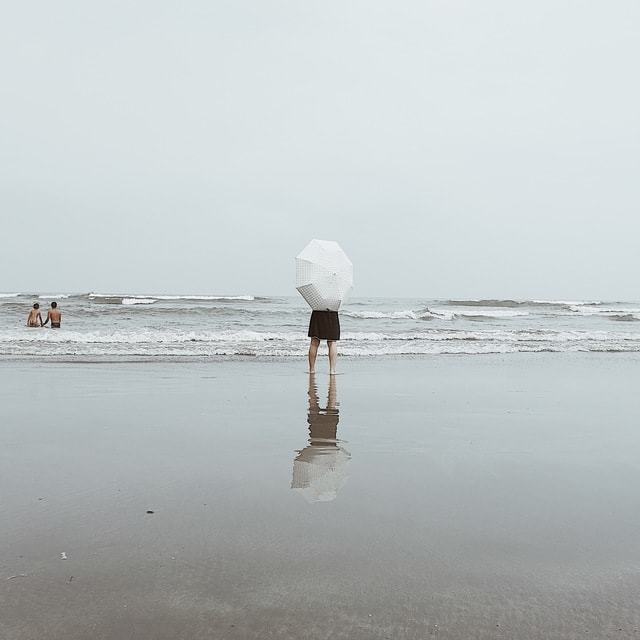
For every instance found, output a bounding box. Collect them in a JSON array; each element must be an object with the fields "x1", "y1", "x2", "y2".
[{"x1": 2, "y1": 1, "x2": 639, "y2": 300}]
